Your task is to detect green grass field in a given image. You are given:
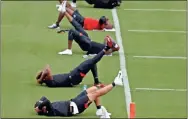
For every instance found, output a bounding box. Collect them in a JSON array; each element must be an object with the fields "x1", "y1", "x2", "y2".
[{"x1": 1, "y1": 1, "x2": 187, "y2": 118}]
